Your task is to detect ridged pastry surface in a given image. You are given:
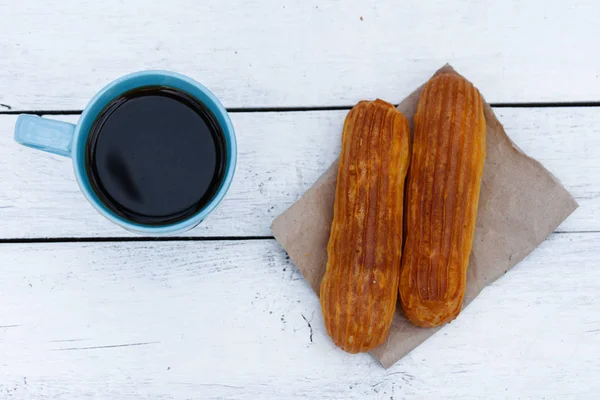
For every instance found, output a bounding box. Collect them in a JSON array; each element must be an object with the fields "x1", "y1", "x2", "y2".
[
  {"x1": 399, "y1": 73, "x2": 486, "y2": 328},
  {"x1": 320, "y1": 99, "x2": 410, "y2": 353}
]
